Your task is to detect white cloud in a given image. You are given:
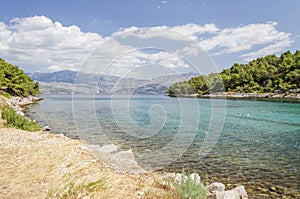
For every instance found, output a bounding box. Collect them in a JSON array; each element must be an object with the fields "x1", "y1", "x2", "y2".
[
  {"x1": 240, "y1": 40, "x2": 293, "y2": 61},
  {"x1": 0, "y1": 15, "x2": 294, "y2": 76},
  {"x1": 198, "y1": 22, "x2": 292, "y2": 55},
  {"x1": 0, "y1": 15, "x2": 104, "y2": 72},
  {"x1": 112, "y1": 23, "x2": 218, "y2": 41}
]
